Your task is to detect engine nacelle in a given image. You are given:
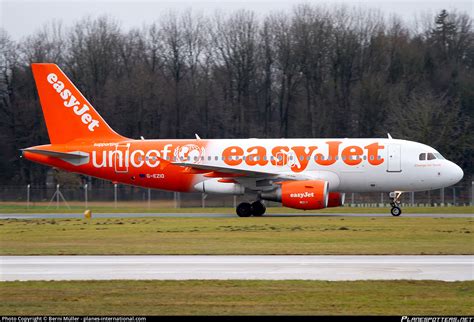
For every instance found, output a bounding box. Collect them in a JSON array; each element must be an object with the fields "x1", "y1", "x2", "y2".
[
  {"x1": 327, "y1": 192, "x2": 345, "y2": 208},
  {"x1": 194, "y1": 178, "x2": 245, "y2": 195},
  {"x1": 260, "y1": 180, "x2": 329, "y2": 210}
]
